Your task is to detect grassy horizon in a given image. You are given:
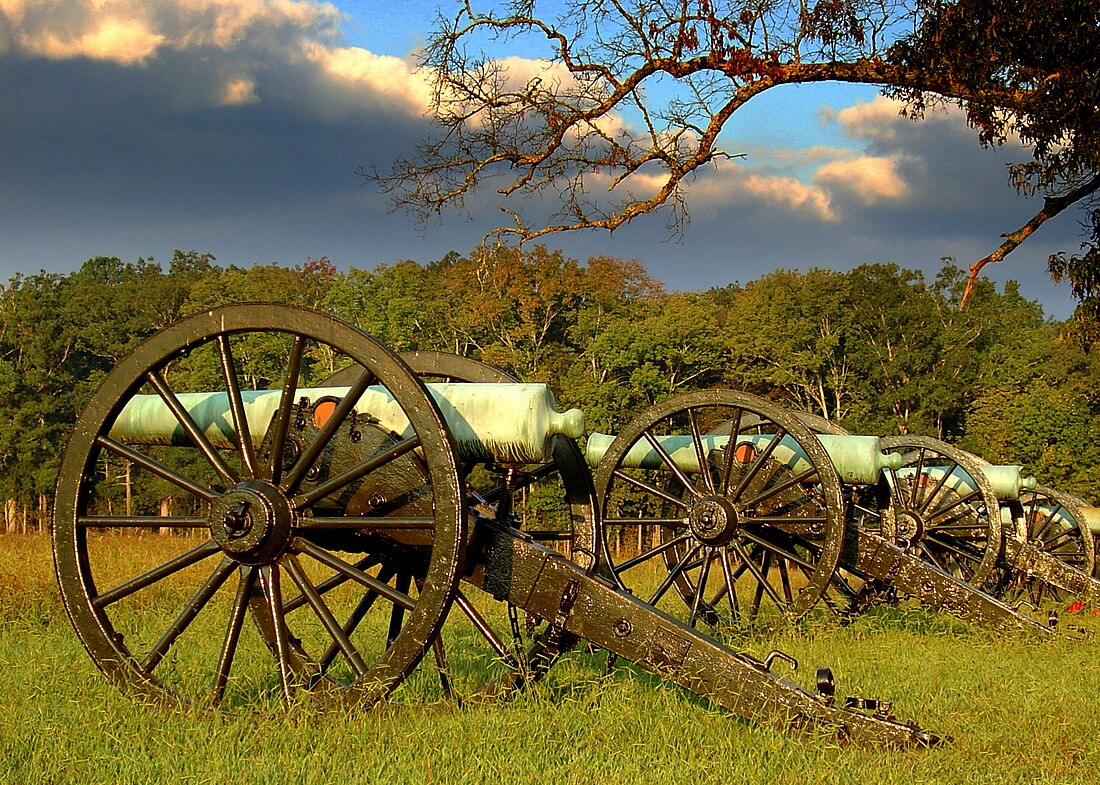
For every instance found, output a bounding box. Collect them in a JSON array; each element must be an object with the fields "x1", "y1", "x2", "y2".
[{"x1": 4, "y1": 532, "x2": 1100, "y2": 785}]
